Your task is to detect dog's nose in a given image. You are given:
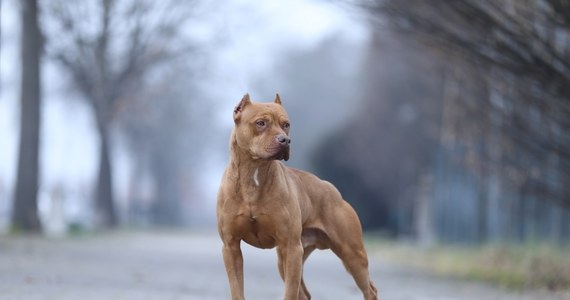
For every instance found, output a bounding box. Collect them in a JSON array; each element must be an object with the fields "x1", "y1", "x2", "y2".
[{"x1": 277, "y1": 135, "x2": 291, "y2": 146}]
